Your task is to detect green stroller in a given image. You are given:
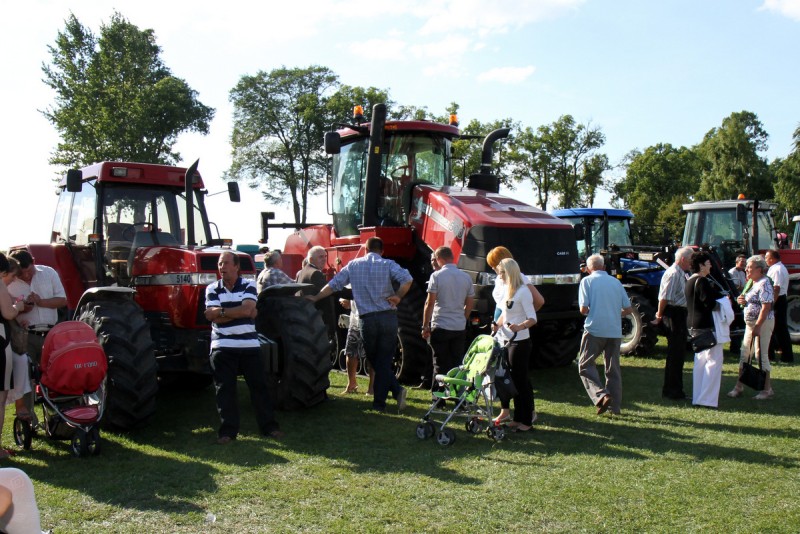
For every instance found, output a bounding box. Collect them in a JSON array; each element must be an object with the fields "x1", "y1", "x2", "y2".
[{"x1": 415, "y1": 334, "x2": 505, "y2": 446}]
